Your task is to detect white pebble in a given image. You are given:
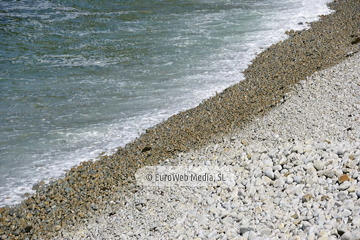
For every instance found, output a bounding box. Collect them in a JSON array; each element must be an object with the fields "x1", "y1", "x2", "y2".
[
  {"x1": 263, "y1": 167, "x2": 275, "y2": 180},
  {"x1": 273, "y1": 165, "x2": 282, "y2": 171},
  {"x1": 340, "y1": 231, "x2": 352, "y2": 240},
  {"x1": 274, "y1": 178, "x2": 285, "y2": 188},
  {"x1": 339, "y1": 181, "x2": 351, "y2": 191},
  {"x1": 286, "y1": 176, "x2": 294, "y2": 184},
  {"x1": 352, "y1": 217, "x2": 360, "y2": 227},
  {"x1": 294, "y1": 176, "x2": 302, "y2": 183},
  {"x1": 314, "y1": 160, "x2": 325, "y2": 171}
]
